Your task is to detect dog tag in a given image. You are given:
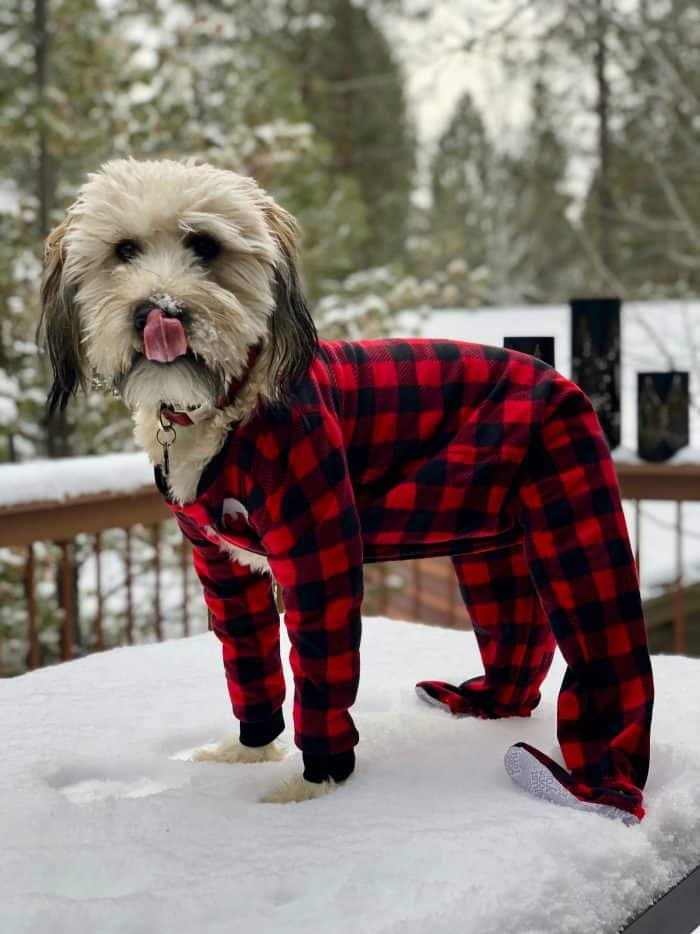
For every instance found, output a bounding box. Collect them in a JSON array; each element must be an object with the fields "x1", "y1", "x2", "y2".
[{"x1": 156, "y1": 410, "x2": 177, "y2": 480}]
